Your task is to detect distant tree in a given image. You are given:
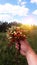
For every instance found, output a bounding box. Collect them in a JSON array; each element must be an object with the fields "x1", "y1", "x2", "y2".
[{"x1": 0, "y1": 22, "x2": 8, "y2": 32}]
